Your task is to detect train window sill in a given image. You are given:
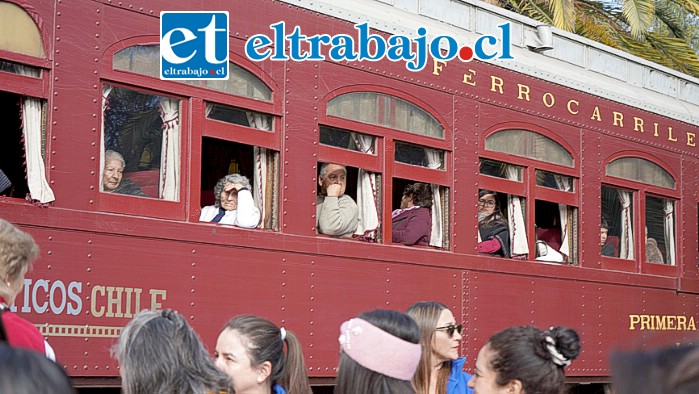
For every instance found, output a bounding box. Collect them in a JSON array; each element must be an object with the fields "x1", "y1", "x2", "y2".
[{"x1": 641, "y1": 262, "x2": 677, "y2": 276}]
